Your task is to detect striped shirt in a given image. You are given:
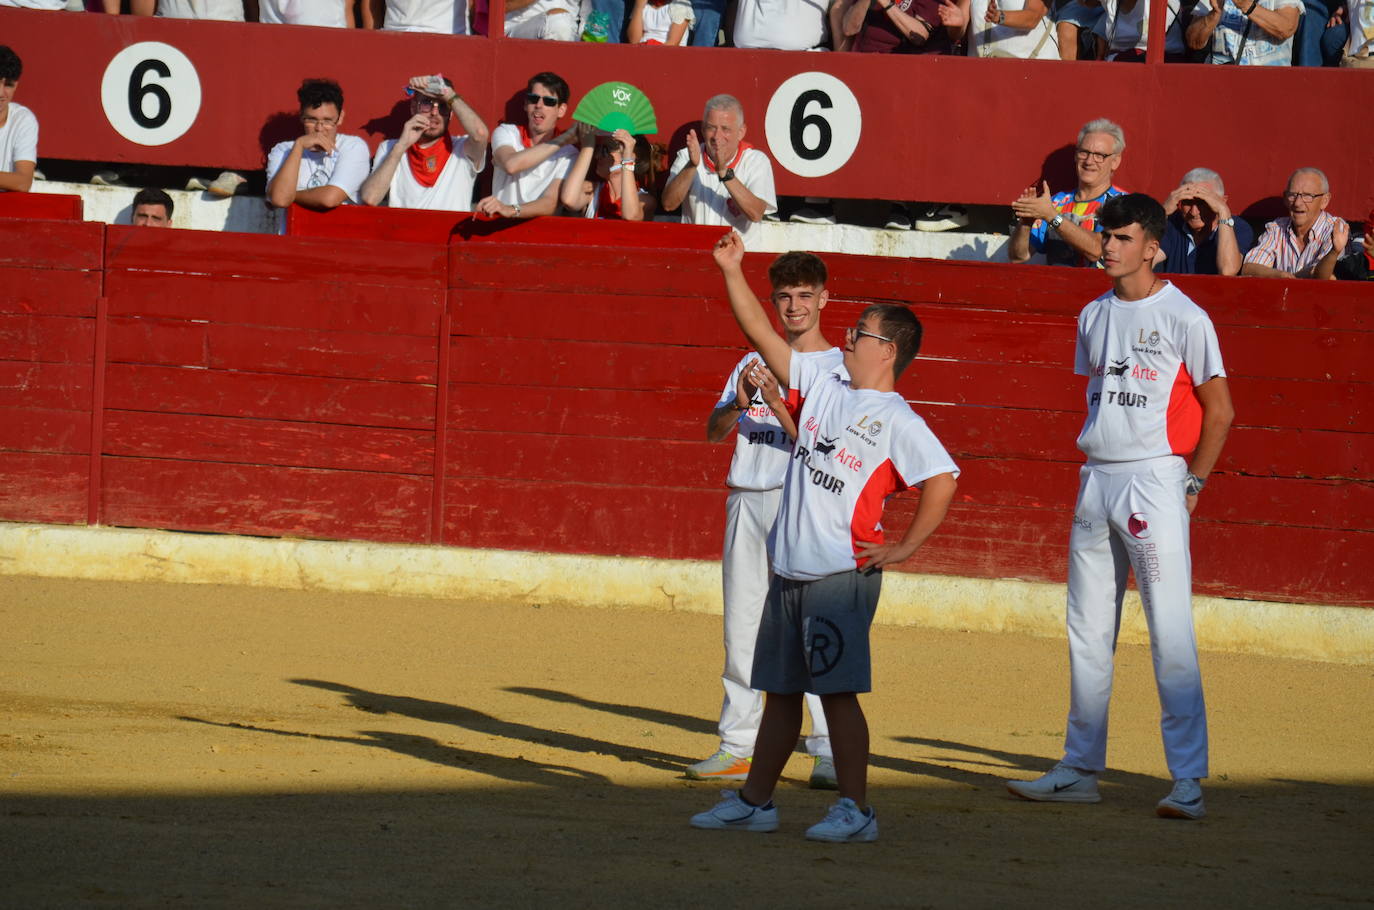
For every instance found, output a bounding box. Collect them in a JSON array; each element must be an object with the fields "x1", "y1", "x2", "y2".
[{"x1": 1244, "y1": 211, "x2": 1347, "y2": 276}]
